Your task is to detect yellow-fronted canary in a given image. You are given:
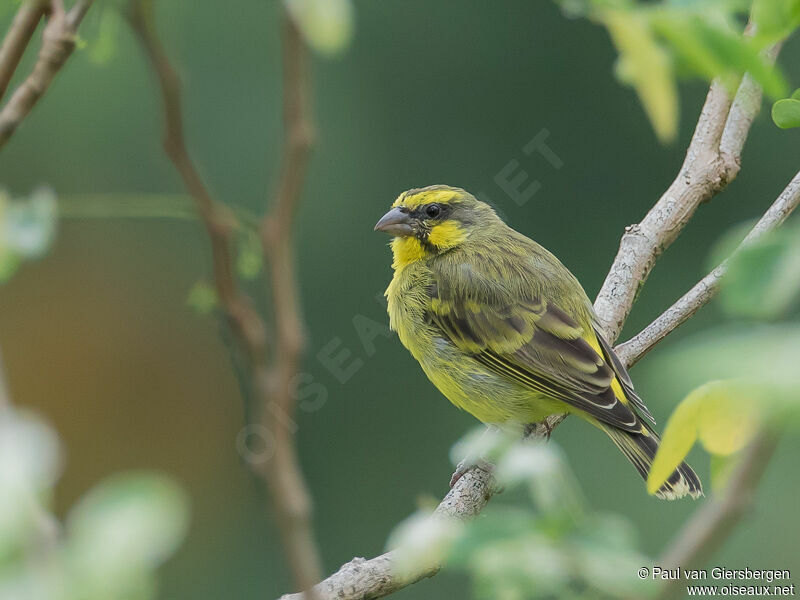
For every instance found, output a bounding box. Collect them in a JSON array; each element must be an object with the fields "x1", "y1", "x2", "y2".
[{"x1": 375, "y1": 185, "x2": 701, "y2": 500}]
